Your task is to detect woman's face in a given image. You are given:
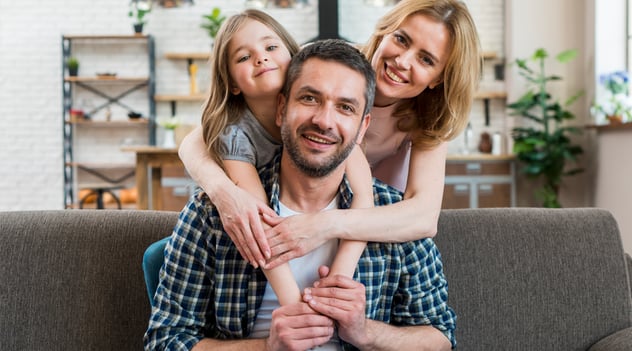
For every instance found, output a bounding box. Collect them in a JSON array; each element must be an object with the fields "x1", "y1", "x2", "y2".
[{"x1": 371, "y1": 13, "x2": 451, "y2": 107}]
